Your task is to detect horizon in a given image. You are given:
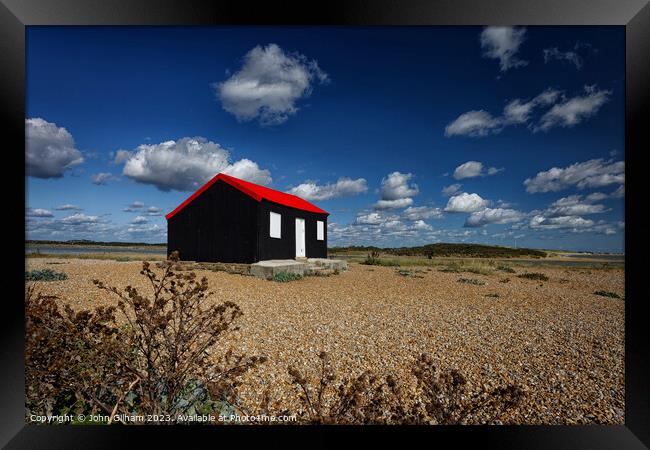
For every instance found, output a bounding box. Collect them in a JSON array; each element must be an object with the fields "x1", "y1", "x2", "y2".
[
  {"x1": 26, "y1": 26, "x2": 625, "y2": 252},
  {"x1": 25, "y1": 238, "x2": 624, "y2": 254}
]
